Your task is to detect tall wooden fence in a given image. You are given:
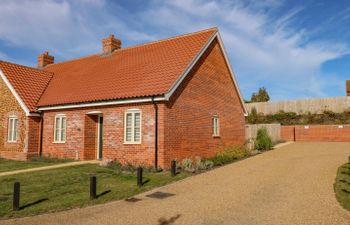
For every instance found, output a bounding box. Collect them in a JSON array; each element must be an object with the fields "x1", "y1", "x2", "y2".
[{"x1": 246, "y1": 96, "x2": 350, "y2": 115}]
